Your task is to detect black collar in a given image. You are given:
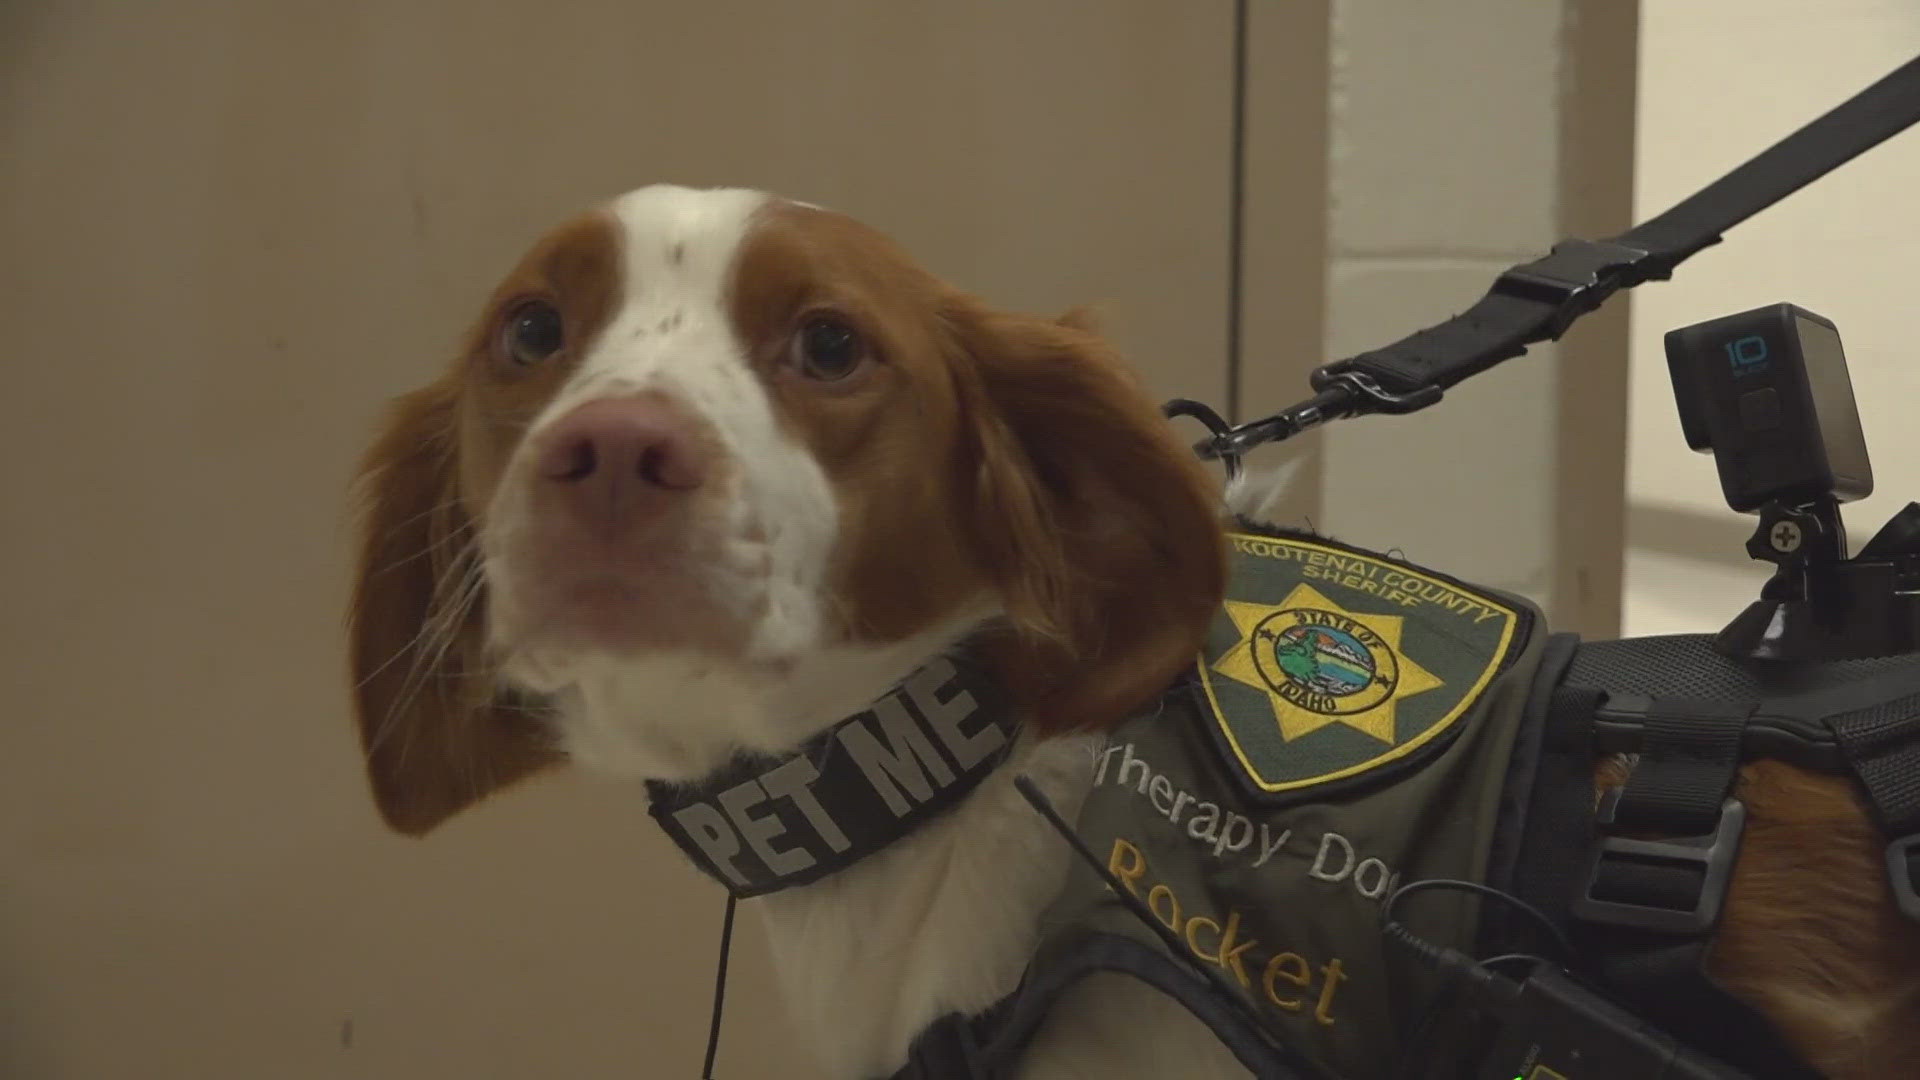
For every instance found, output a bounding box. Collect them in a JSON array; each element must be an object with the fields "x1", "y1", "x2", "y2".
[{"x1": 646, "y1": 654, "x2": 1019, "y2": 898}]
